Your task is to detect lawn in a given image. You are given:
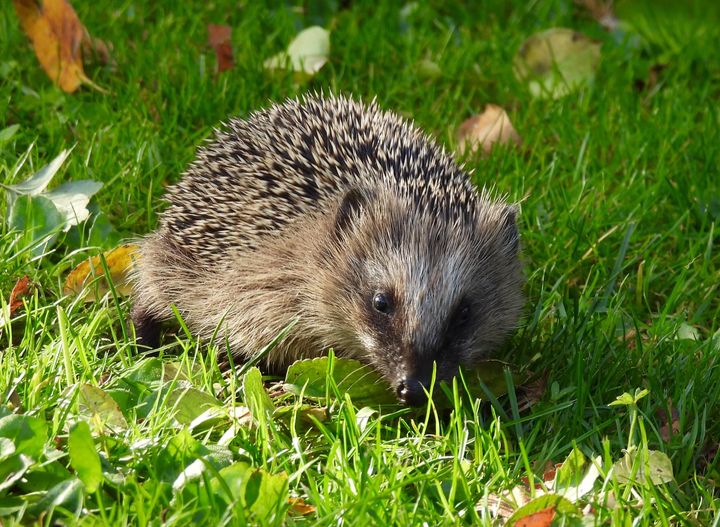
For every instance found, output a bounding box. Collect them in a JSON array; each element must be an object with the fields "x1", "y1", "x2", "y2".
[{"x1": 1, "y1": 1, "x2": 719, "y2": 525}]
